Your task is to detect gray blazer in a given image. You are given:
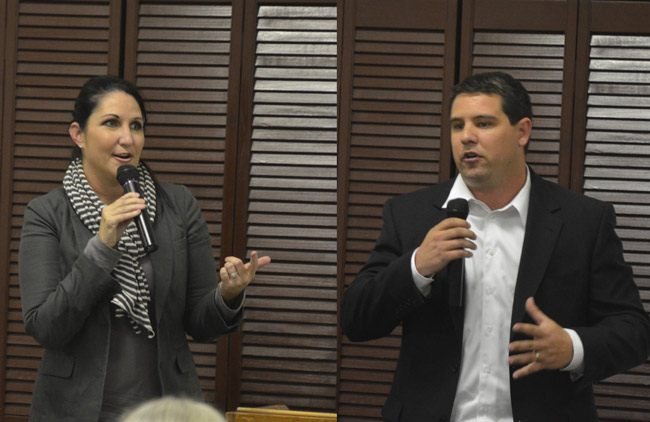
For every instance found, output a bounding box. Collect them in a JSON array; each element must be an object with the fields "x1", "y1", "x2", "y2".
[{"x1": 19, "y1": 182, "x2": 239, "y2": 421}]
